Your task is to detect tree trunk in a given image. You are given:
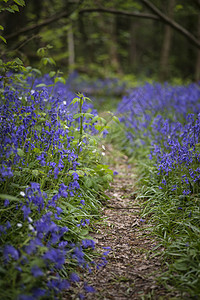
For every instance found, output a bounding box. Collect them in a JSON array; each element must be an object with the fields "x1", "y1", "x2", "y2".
[
  {"x1": 107, "y1": 16, "x2": 122, "y2": 74},
  {"x1": 129, "y1": 19, "x2": 138, "y2": 71},
  {"x1": 67, "y1": 23, "x2": 75, "y2": 72},
  {"x1": 159, "y1": 0, "x2": 175, "y2": 81},
  {"x1": 195, "y1": 10, "x2": 200, "y2": 81}
]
